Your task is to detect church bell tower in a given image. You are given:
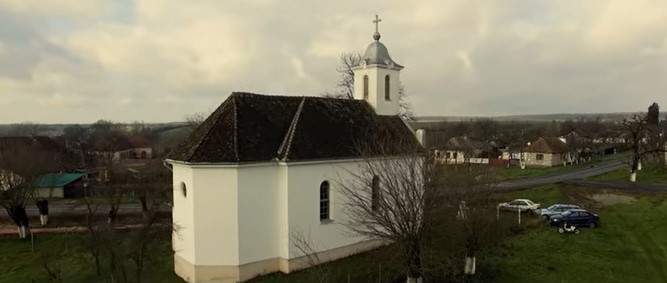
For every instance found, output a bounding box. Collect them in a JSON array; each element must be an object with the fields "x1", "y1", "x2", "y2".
[{"x1": 353, "y1": 15, "x2": 404, "y2": 116}]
